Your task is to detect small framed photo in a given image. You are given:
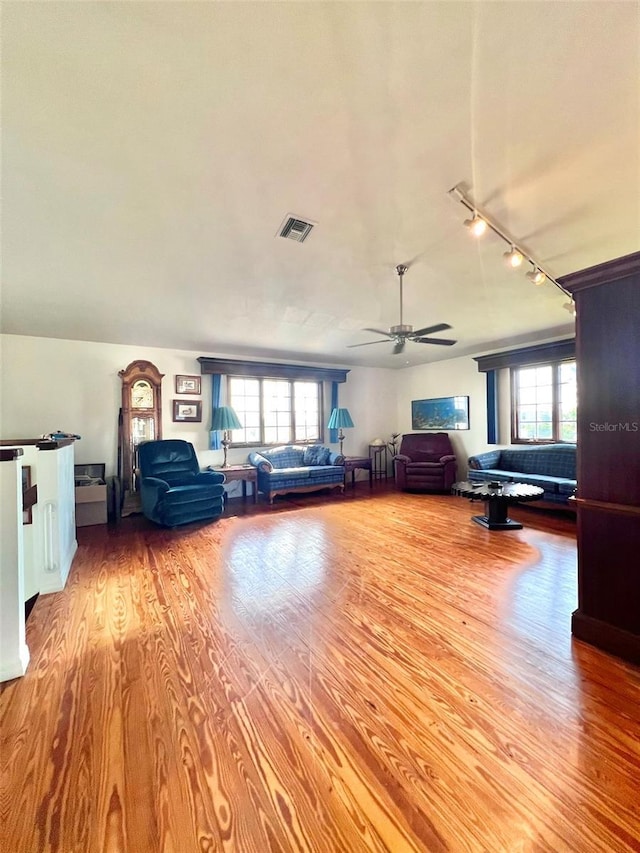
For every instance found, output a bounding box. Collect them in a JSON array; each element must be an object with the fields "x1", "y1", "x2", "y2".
[
  {"x1": 175, "y1": 374, "x2": 201, "y2": 395},
  {"x1": 173, "y1": 400, "x2": 202, "y2": 422}
]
